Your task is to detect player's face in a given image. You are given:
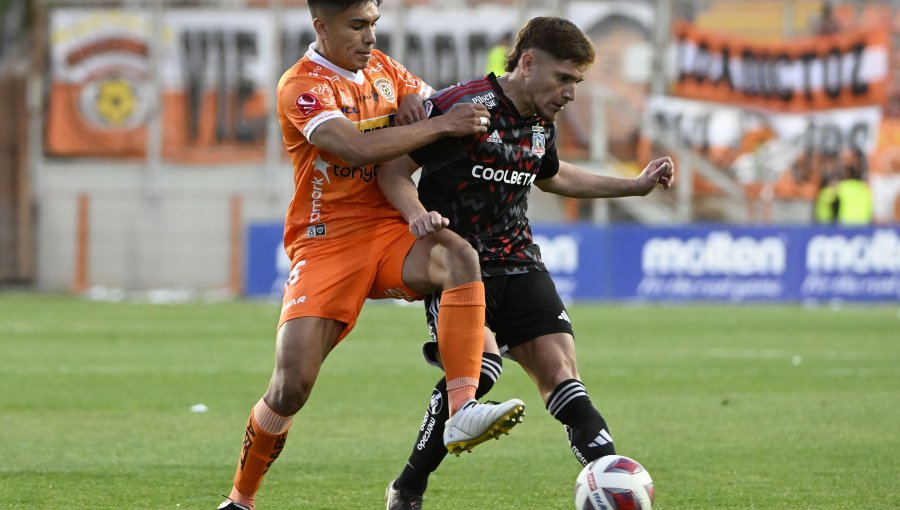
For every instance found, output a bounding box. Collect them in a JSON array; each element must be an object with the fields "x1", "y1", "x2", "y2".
[
  {"x1": 315, "y1": 2, "x2": 379, "y2": 71},
  {"x1": 522, "y1": 50, "x2": 587, "y2": 122}
]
